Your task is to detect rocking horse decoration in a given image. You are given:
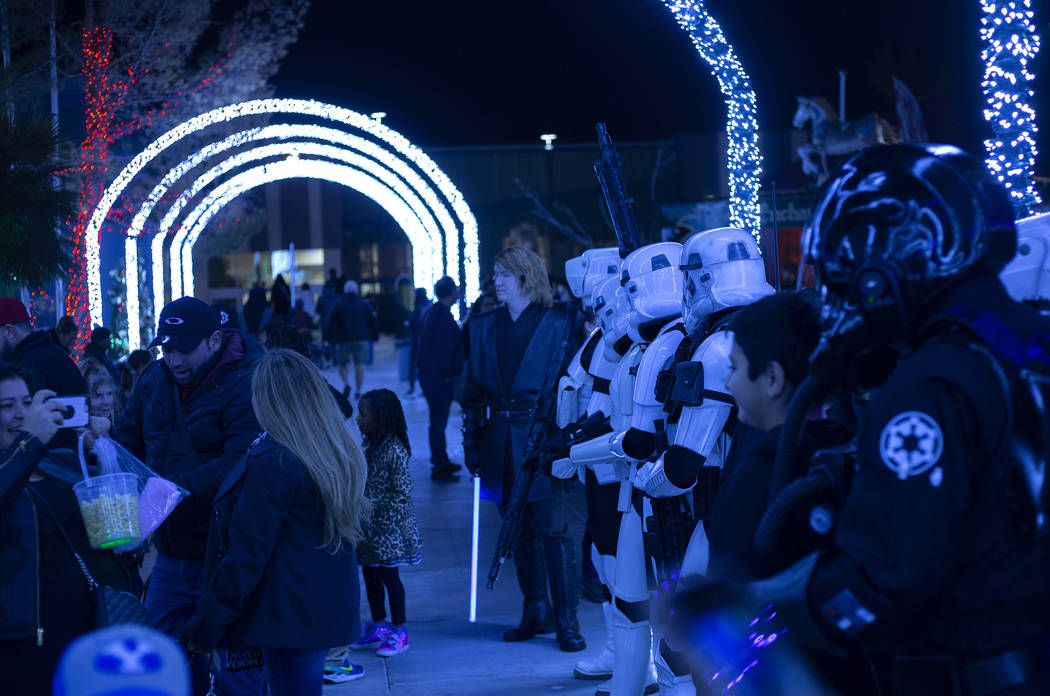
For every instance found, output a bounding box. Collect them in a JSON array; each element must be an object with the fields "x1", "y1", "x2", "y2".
[{"x1": 793, "y1": 96, "x2": 899, "y2": 182}]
